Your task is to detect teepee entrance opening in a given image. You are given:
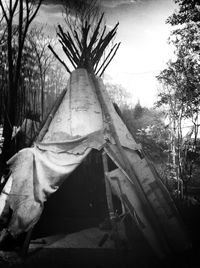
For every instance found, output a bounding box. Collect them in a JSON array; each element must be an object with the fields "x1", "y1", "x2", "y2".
[{"x1": 32, "y1": 149, "x2": 122, "y2": 239}]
